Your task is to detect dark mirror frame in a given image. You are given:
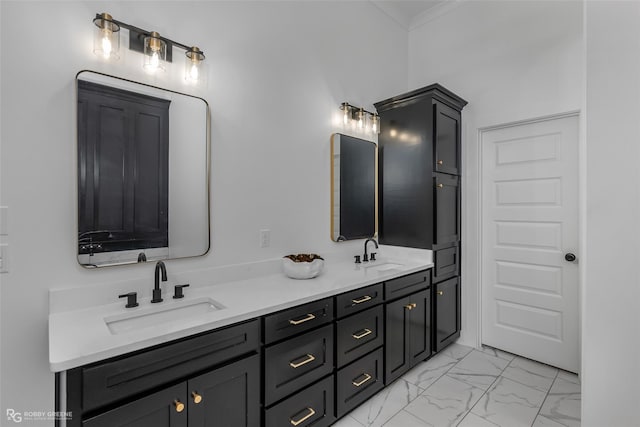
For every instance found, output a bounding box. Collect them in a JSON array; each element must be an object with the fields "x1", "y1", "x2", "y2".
[
  {"x1": 330, "y1": 133, "x2": 378, "y2": 242},
  {"x1": 76, "y1": 70, "x2": 211, "y2": 267}
]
